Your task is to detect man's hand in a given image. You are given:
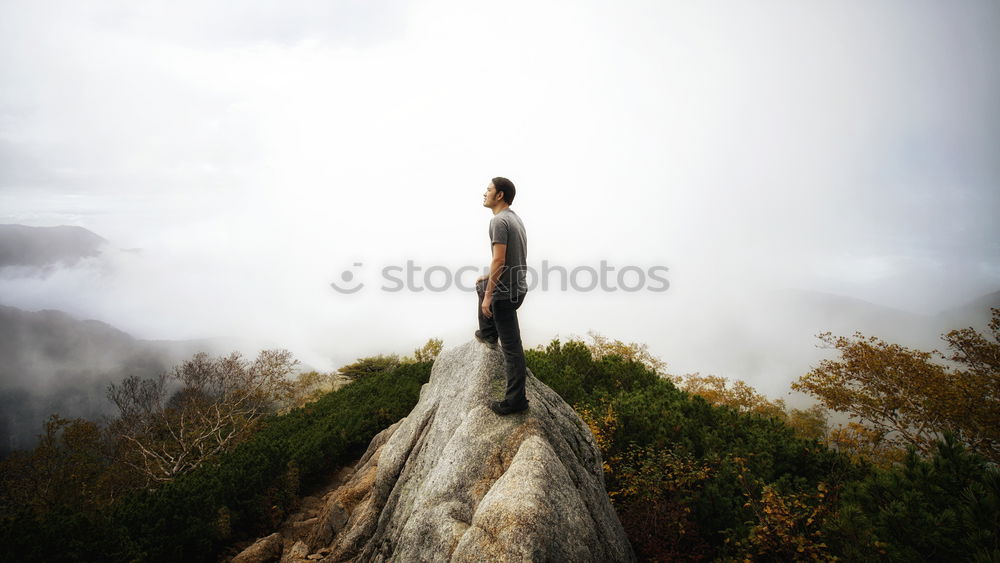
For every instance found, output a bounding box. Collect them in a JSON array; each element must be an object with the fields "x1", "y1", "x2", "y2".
[
  {"x1": 481, "y1": 293, "x2": 493, "y2": 318},
  {"x1": 481, "y1": 243, "x2": 505, "y2": 318}
]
